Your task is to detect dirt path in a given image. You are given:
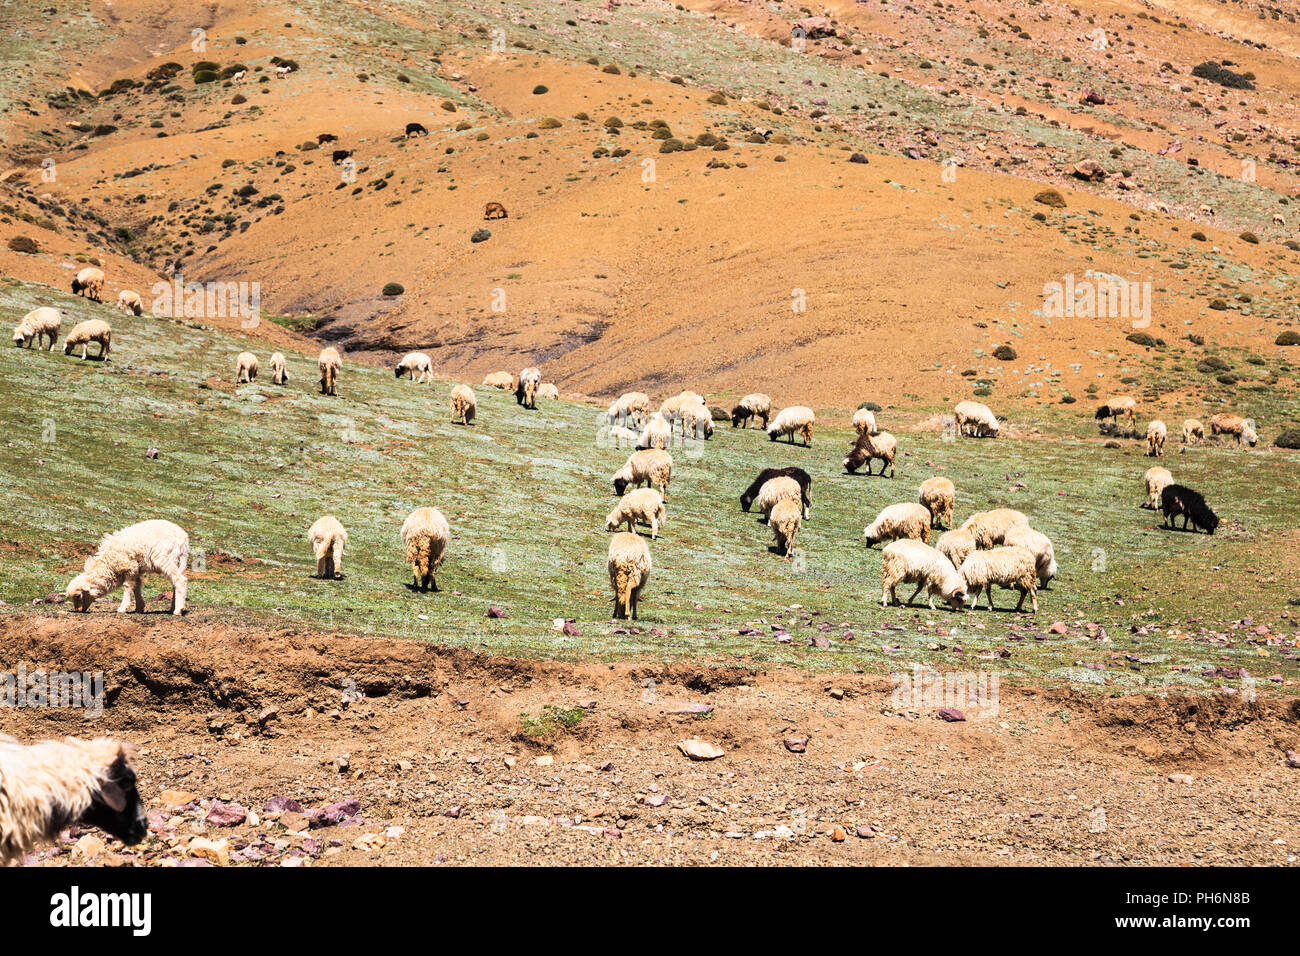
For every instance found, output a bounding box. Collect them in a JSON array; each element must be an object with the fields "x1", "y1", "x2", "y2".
[{"x1": 2, "y1": 615, "x2": 1297, "y2": 866}]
